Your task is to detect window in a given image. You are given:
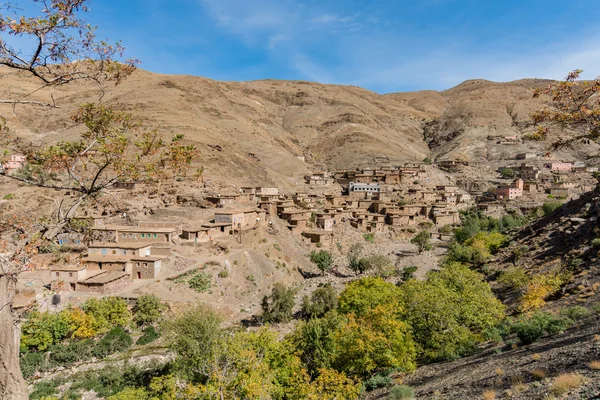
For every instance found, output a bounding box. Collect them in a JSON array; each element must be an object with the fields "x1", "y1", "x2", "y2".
[
  {"x1": 129, "y1": 233, "x2": 133, "y2": 238},
  {"x1": 123, "y1": 250, "x2": 127, "y2": 255},
  {"x1": 122, "y1": 233, "x2": 126, "y2": 238},
  {"x1": 144, "y1": 263, "x2": 148, "y2": 268},
  {"x1": 153, "y1": 233, "x2": 158, "y2": 238},
  {"x1": 69, "y1": 273, "x2": 73, "y2": 277},
  {"x1": 141, "y1": 233, "x2": 145, "y2": 238},
  {"x1": 55, "y1": 272, "x2": 59, "y2": 277},
  {"x1": 112, "y1": 250, "x2": 116, "y2": 255}
]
